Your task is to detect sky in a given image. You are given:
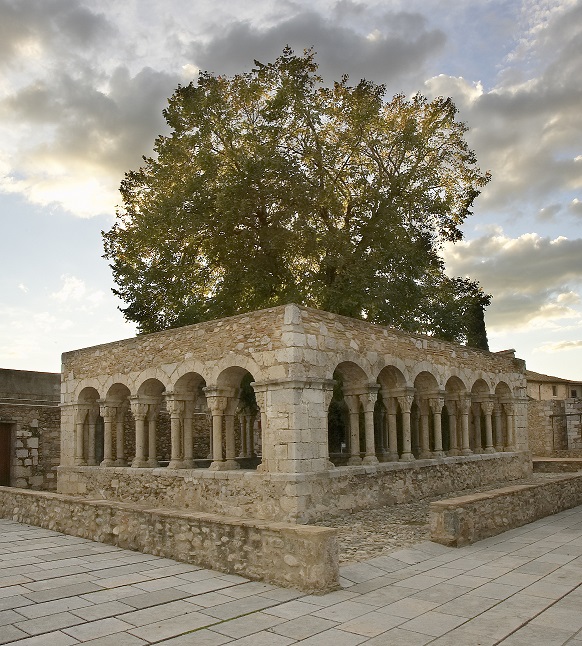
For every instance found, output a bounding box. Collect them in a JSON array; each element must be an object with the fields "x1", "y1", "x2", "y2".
[{"x1": 0, "y1": 0, "x2": 581, "y2": 380}]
